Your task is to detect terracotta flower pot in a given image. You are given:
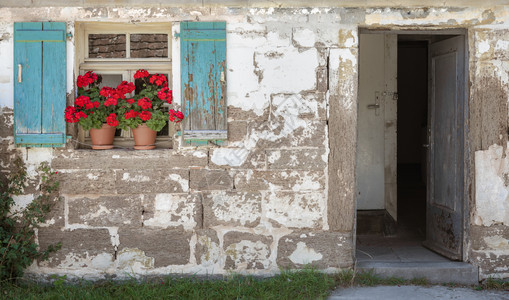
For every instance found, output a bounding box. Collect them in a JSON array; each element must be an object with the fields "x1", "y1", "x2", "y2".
[
  {"x1": 89, "y1": 123, "x2": 115, "y2": 150},
  {"x1": 132, "y1": 123, "x2": 157, "y2": 150}
]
